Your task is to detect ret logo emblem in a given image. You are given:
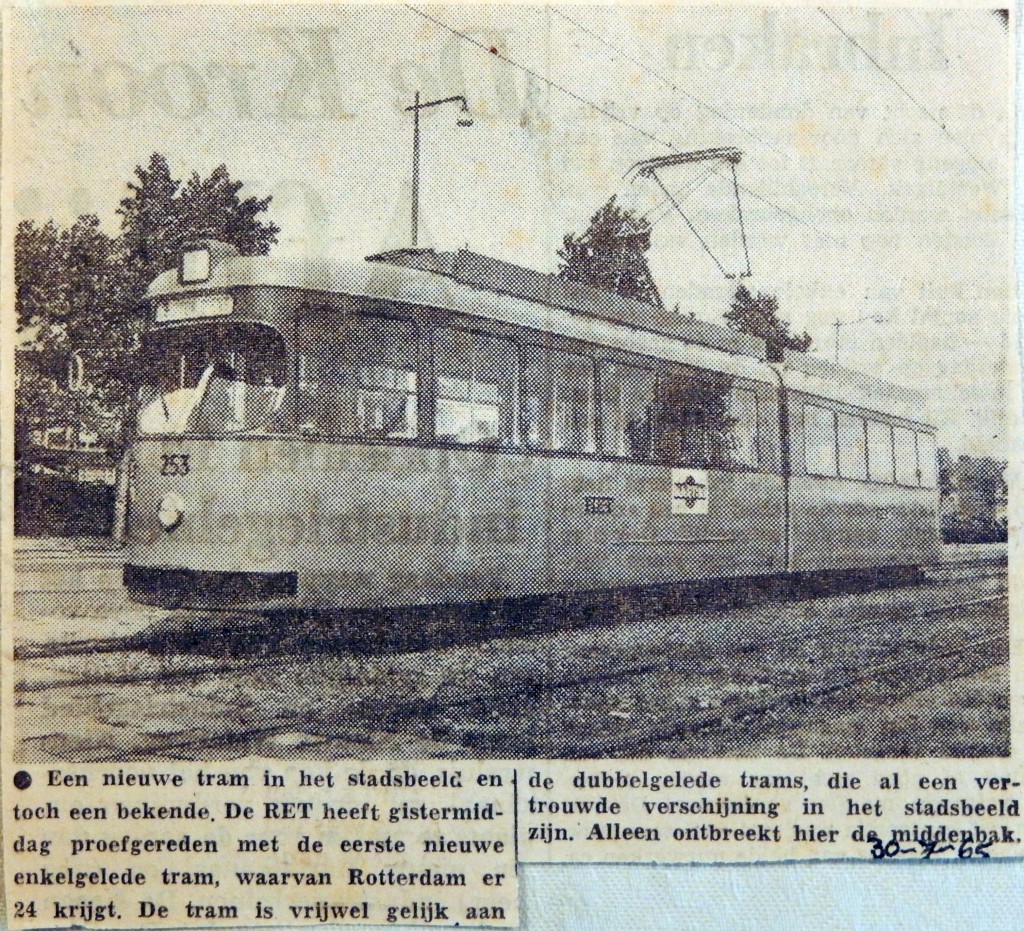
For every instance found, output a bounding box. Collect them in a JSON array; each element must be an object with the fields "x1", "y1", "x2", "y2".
[{"x1": 671, "y1": 468, "x2": 709, "y2": 515}]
